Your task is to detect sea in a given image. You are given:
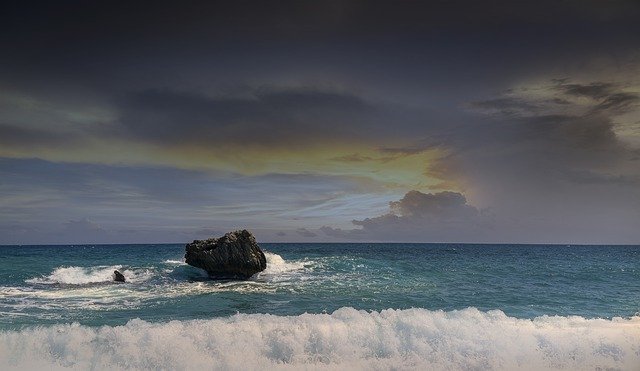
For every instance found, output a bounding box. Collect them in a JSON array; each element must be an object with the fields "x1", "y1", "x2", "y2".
[{"x1": 0, "y1": 243, "x2": 638, "y2": 370}]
